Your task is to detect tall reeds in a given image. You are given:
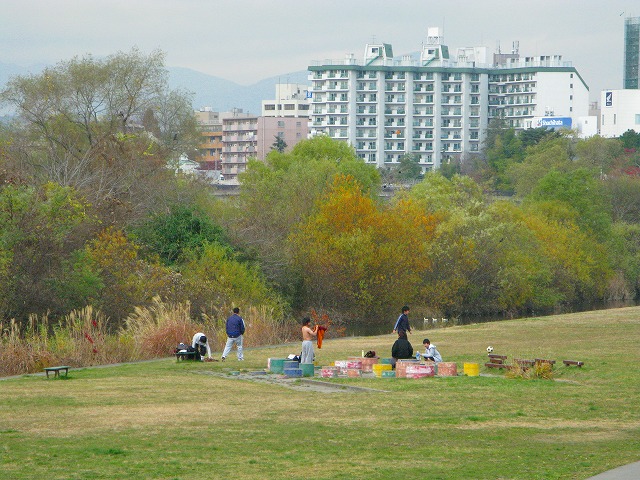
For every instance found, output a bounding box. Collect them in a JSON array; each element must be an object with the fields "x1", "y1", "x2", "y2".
[{"x1": 0, "y1": 298, "x2": 299, "y2": 376}]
